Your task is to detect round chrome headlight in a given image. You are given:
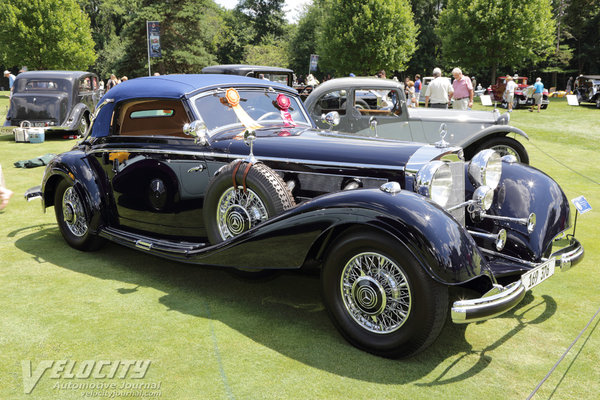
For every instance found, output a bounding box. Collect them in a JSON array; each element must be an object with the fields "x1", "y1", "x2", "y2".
[
  {"x1": 416, "y1": 161, "x2": 452, "y2": 207},
  {"x1": 468, "y1": 149, "x2": 502, "y2": 189},
  {"x1": 473, "y1": 185, "x2": 494, "y2": 211}
]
